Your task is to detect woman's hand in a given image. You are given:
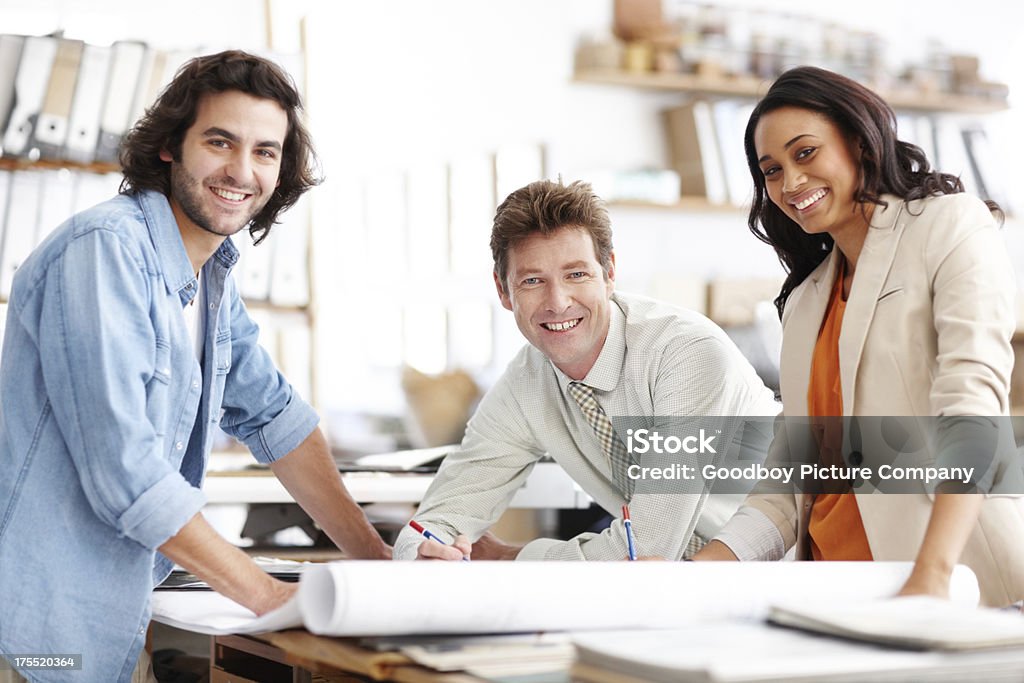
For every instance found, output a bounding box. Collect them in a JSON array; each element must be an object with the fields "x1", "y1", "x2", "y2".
[
  {"x1": 897, "y1": 563, "x2": 951, "y2": 599},
  {"x1": 897, "y1": 491, "x2": 983, "y2": 600}
]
